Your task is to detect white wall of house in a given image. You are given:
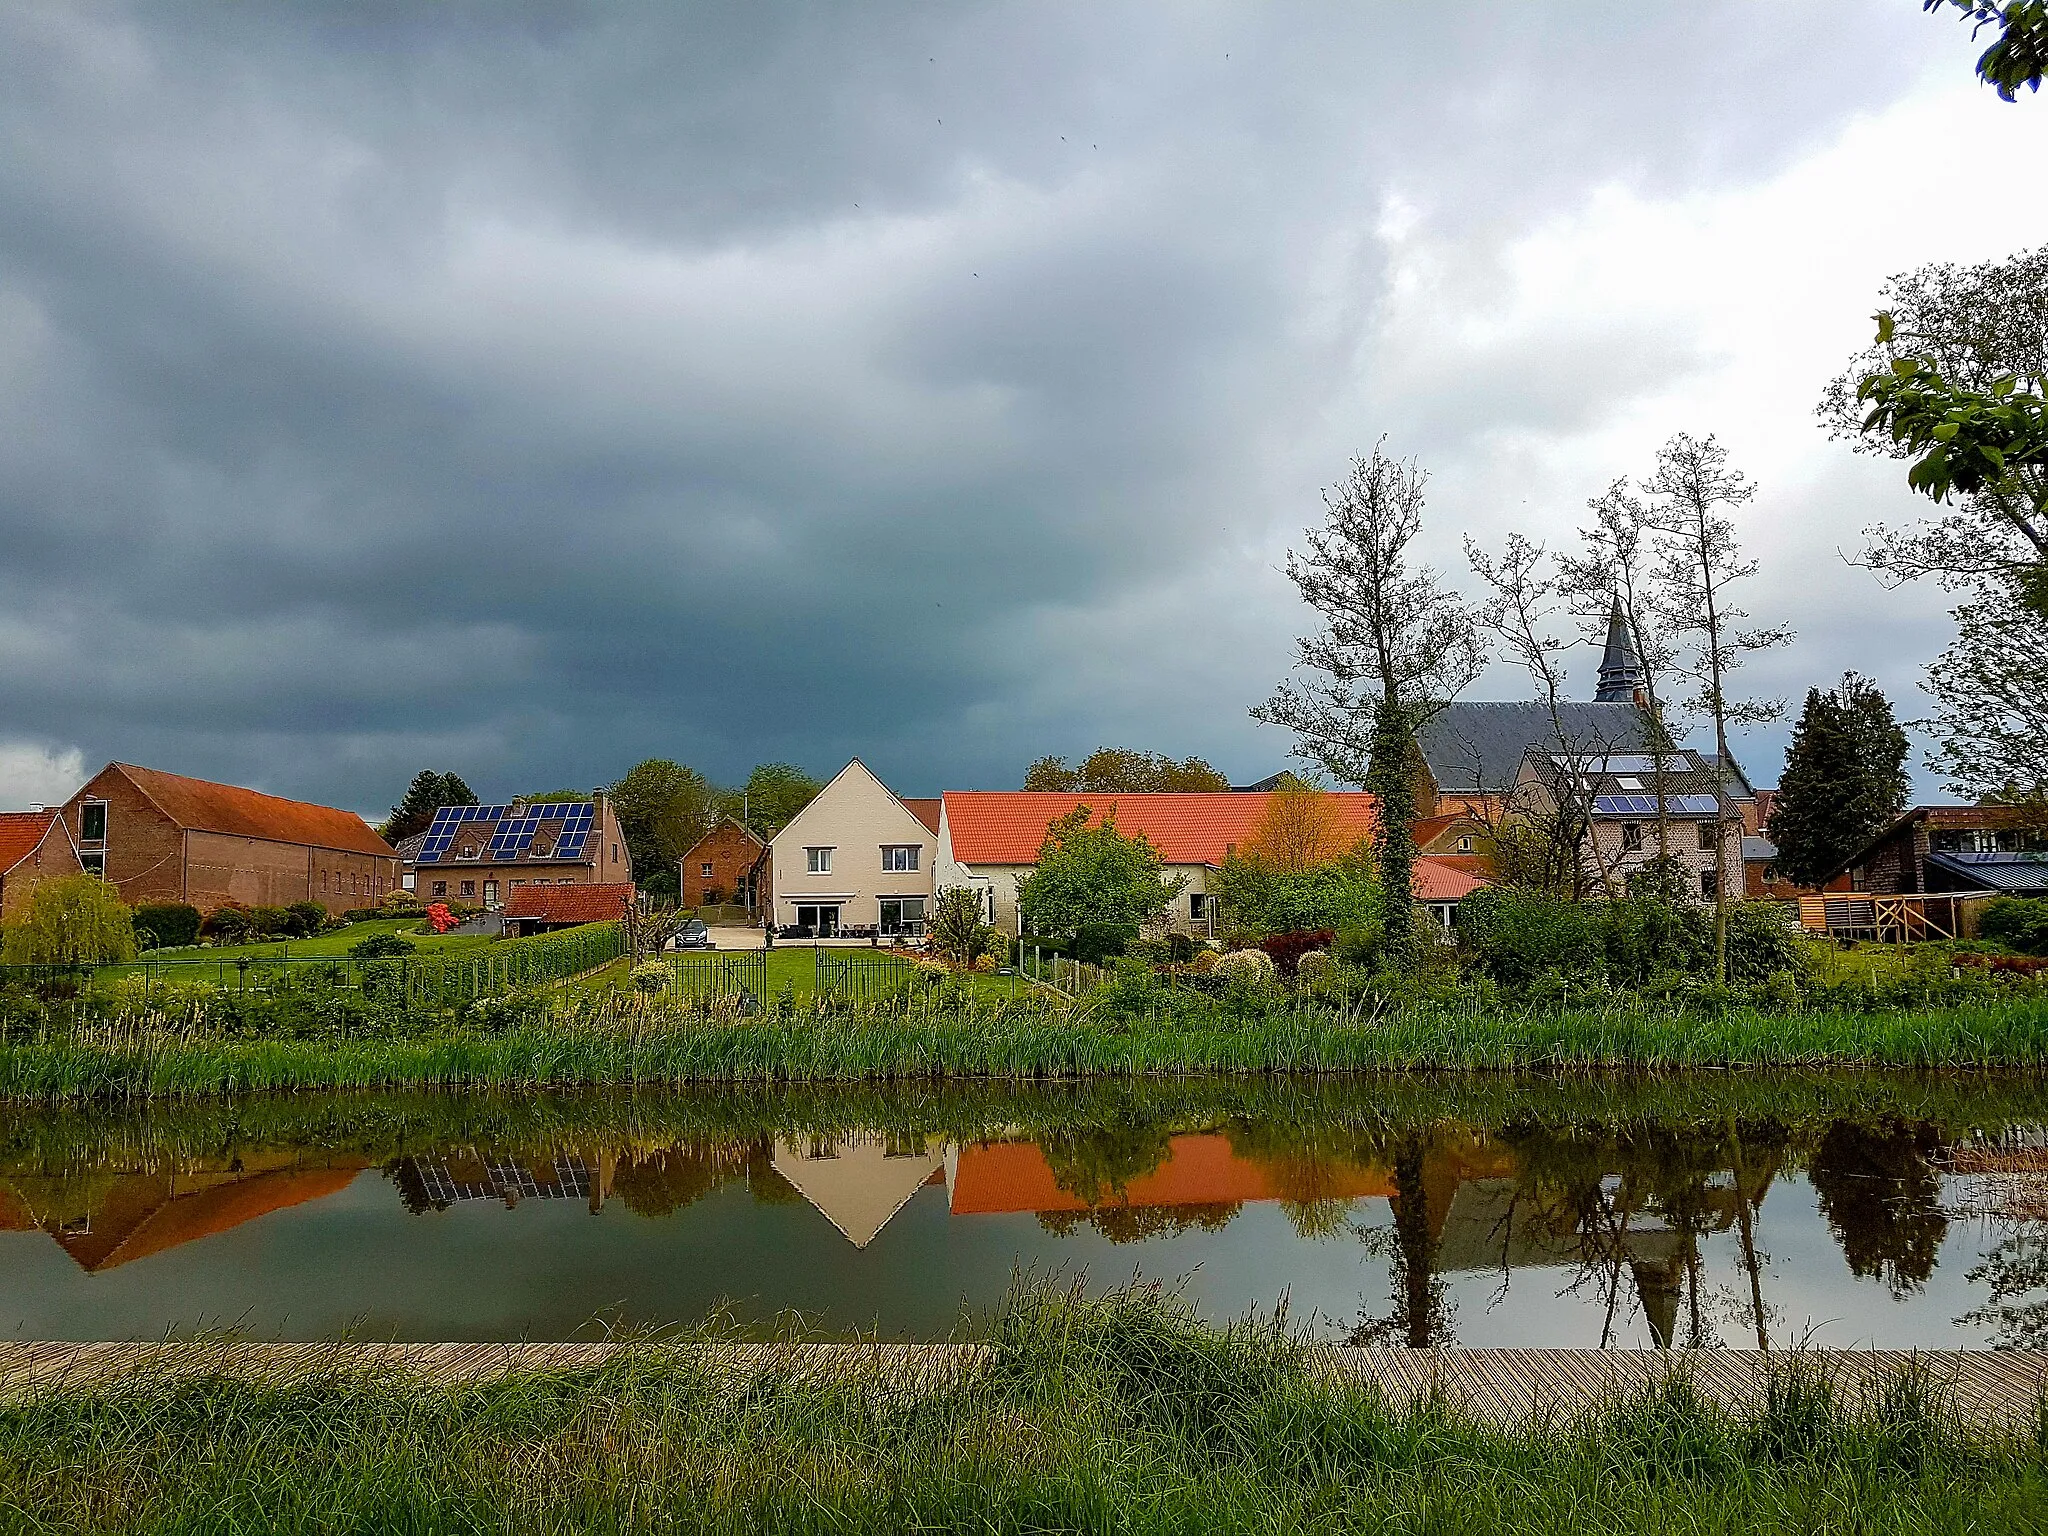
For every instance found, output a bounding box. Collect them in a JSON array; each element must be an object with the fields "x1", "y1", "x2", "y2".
[
  {"x1": 934, "y1": 808, "x2": 1216, "y2": 933},
  {"x1": 767, "y1": 760, "x2": 935, "y2": 933}
]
